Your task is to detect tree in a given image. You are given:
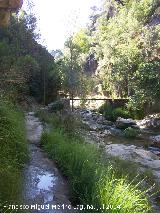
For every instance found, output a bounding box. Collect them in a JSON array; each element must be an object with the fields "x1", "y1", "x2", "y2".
[
  {"x1": 92, "y1": 0, "x2": 160, "y2": 106},
  {"x1": 0, "y1": 12, "x2": 61, "y2": 104}
]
